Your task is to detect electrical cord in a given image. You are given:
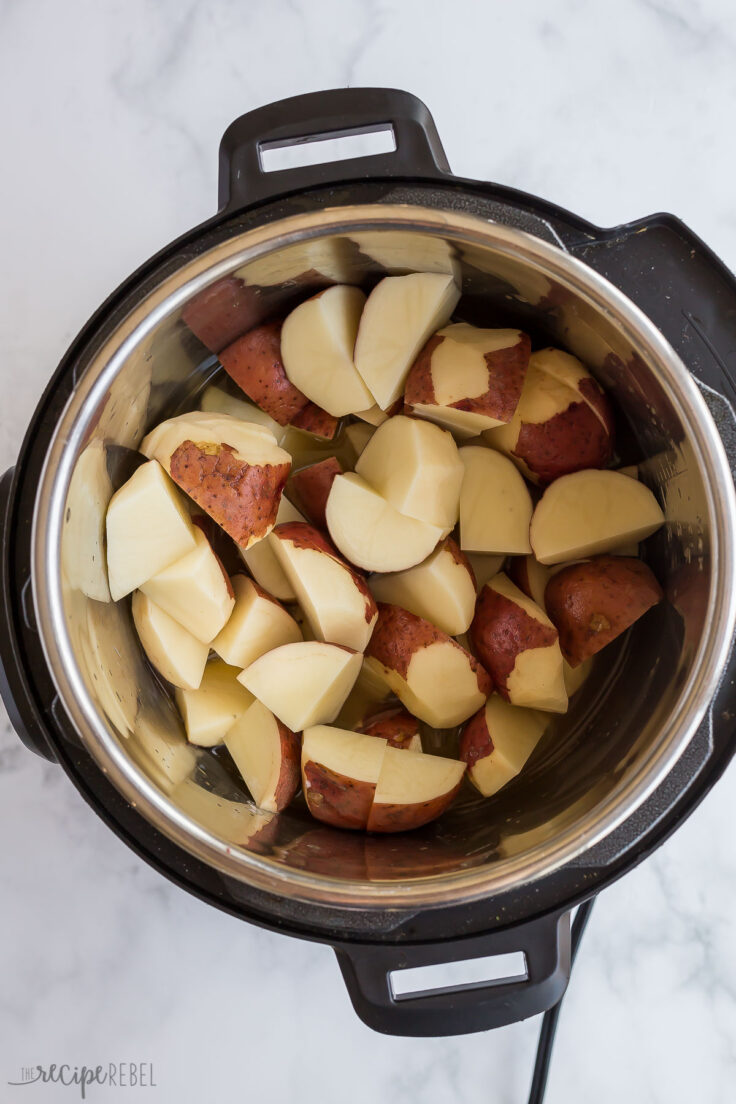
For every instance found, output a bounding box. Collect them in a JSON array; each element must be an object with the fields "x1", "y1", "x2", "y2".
[{"x1": 526, "y1": 897, "x2": 597, "y2": 1104}]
